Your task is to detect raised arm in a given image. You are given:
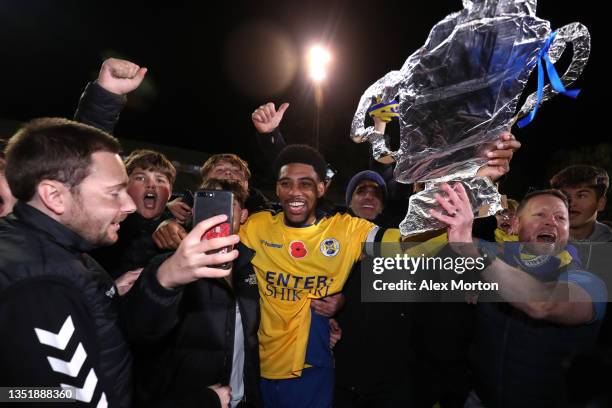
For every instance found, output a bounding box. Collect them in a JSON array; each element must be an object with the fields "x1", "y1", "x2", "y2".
[{"x1": 74, "y1": 58, "x2": 147, "y2": 134}]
